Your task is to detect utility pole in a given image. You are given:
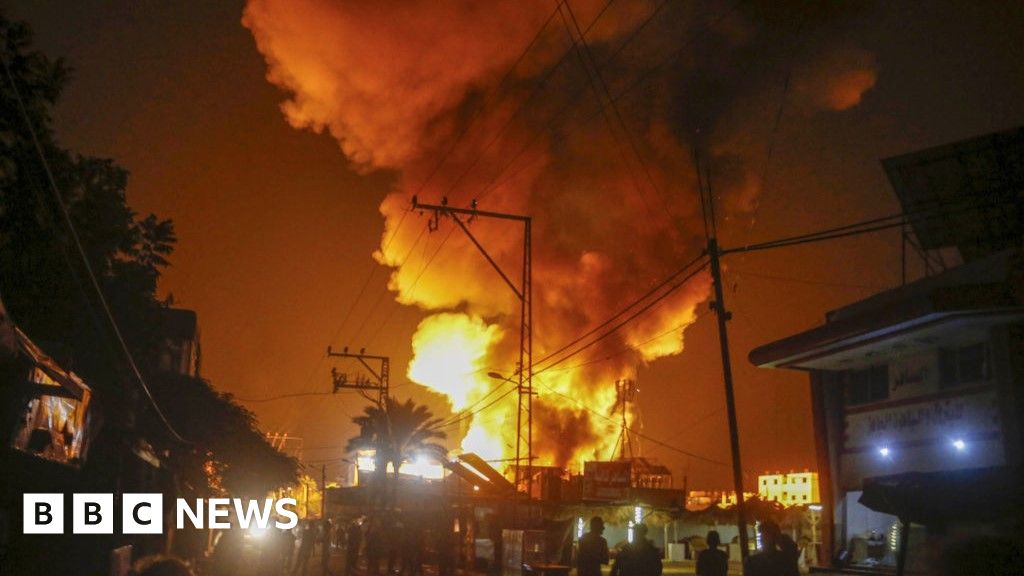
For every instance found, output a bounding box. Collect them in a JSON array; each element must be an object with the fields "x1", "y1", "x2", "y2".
[
  {"x1": 708, "y1": 237, "x2": 751, "y2": 564},
  {"x1": 326, "y1": 346, "x2": 390, "y2": 404},
  {"x1": 321, "y1": 463, "x2": 331, "y2": 576},
  {"x1": 412, "y1": 197, "x2": 534, "y2": 506},
  {"x1": 696, "y1": 151, "x2": 751, "y2": 565}
]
